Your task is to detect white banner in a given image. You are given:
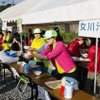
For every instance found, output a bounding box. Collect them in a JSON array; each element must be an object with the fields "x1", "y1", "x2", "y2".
[
  {"x1": 79, "y1": 19, "x2": 100, "y2": 38},
  {"x1": 2, "y1": 21, "x2": 7, "y2": 31}
]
